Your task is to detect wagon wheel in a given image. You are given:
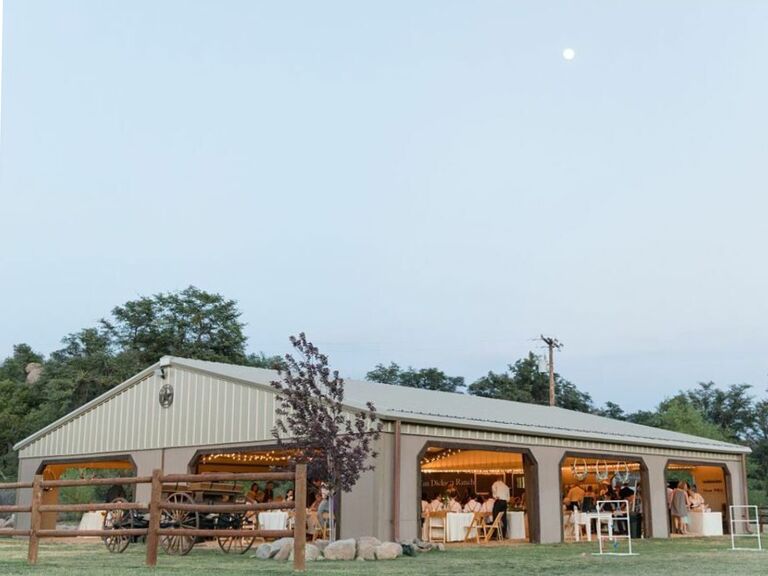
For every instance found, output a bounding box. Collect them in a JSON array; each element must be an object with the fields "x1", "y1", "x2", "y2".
[
  {"x1": 216, "y1": 512, "x2": 256, "y2": 554},
  {"x1": 160, "y1": 492, "x2": 198, "y2": 556},
  {"x1": 102, "y1": 497, "x2": 132, "y2": 553}
]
